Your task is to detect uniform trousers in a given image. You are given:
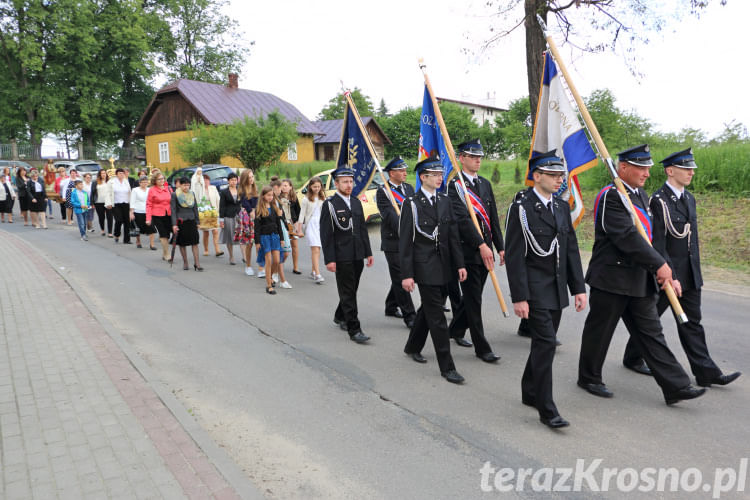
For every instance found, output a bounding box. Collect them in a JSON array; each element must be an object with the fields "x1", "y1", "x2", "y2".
[
  {"x1": 404, "y1": 284, "x2": 456, "y2": 374},
  {"x1": 578, "y1": 287, "x2": 691, "y2": 396},
  {"x1": 383, "y1": 250, "x2": 416, "y2": 320},
  {"x1": 112, "y1": 202, "x2": 131, "y2": 243},
  {"x1": 622, "y1": 287, "x2": 721, "y2": 381},
  {"x1": 333, "y1": 259, "x2": 365, "y2": 335},
  {"x1": 449, "y1": 262, "x2": 493, "y2": 356},
  {"x1": 522, "y1": 308, "x2": 562, "y2": 420}
]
